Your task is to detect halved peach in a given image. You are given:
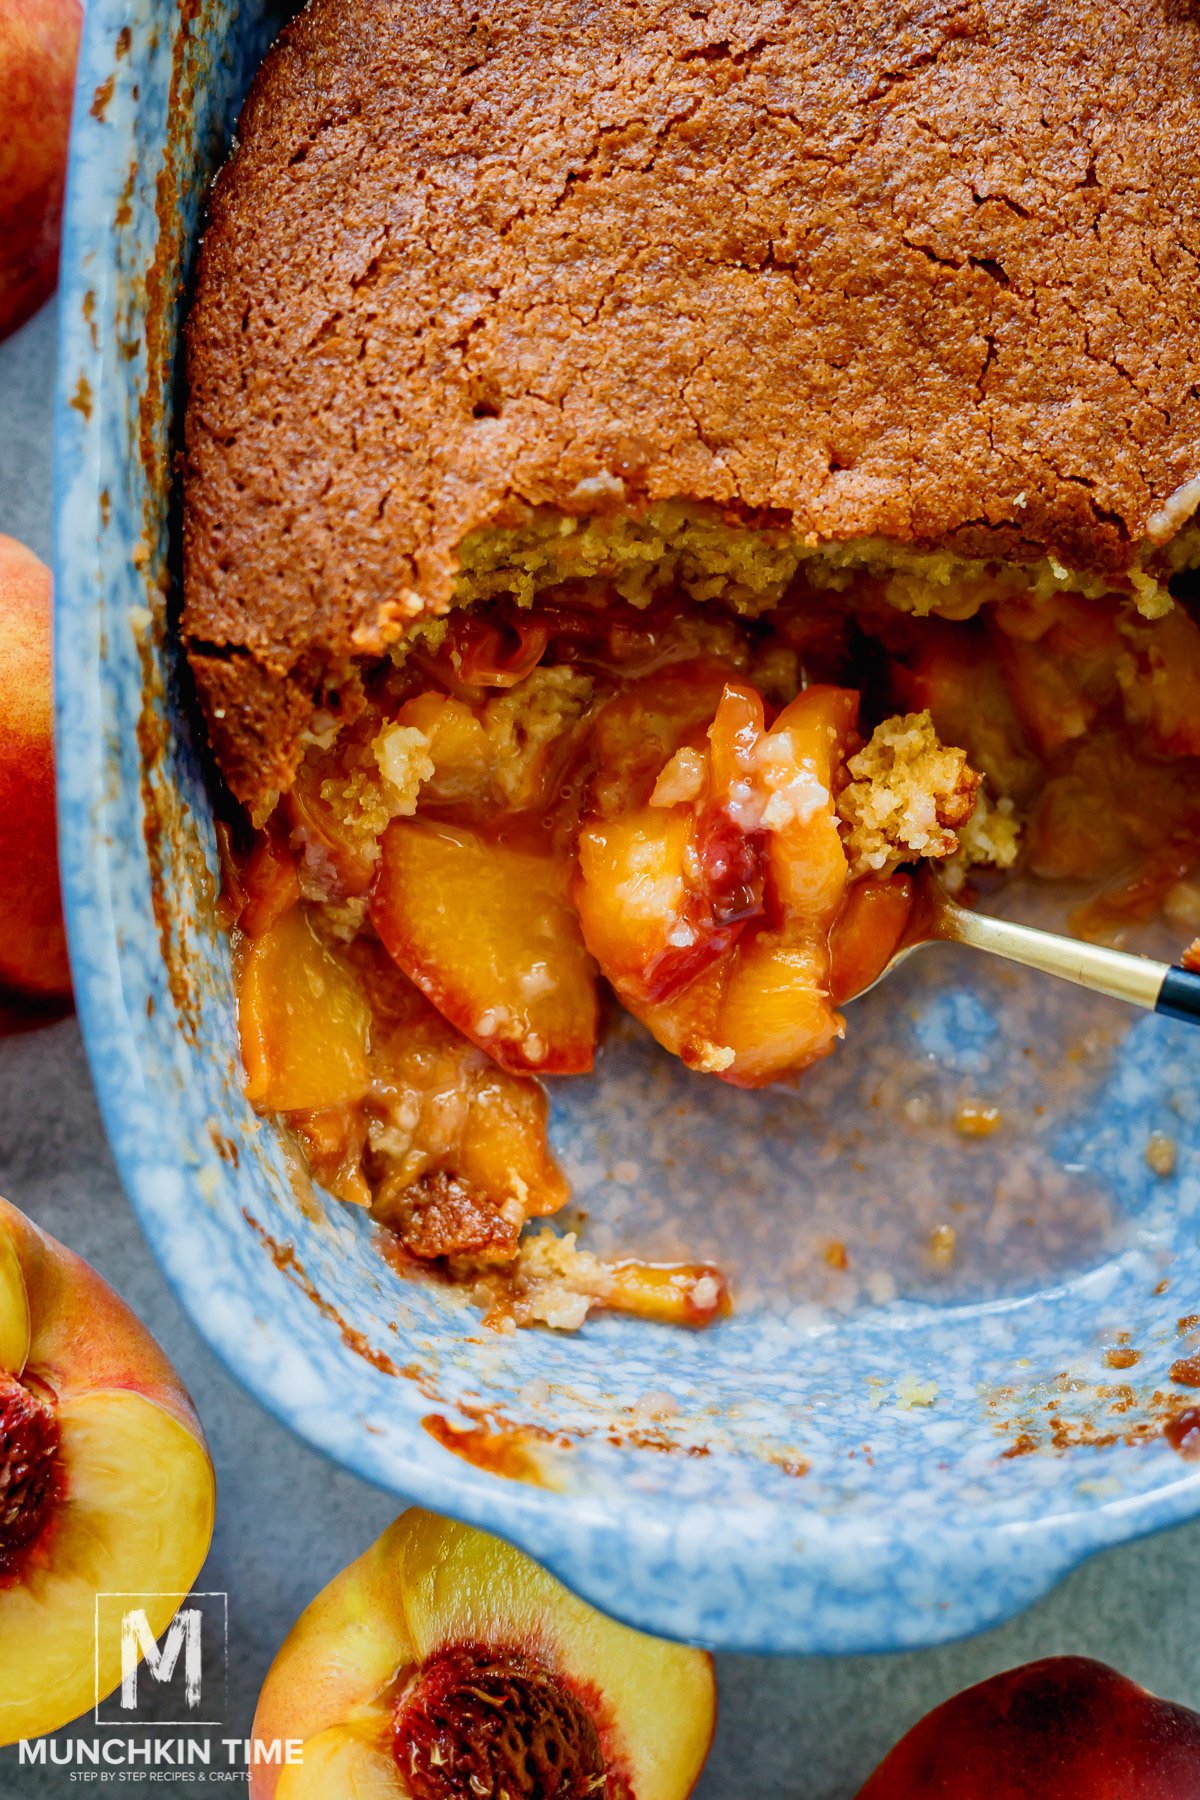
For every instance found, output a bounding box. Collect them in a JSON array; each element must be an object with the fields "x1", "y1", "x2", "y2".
[
  {"x1": 251, "y1": 1508, "x2": 715, "y2": 1800},
  {"x1": 371, "y1": 820, "x2": 598, "y2": 1075},
  {"x1": 0, "y1": 1195, "x2": 215, "y2": 1743}
]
